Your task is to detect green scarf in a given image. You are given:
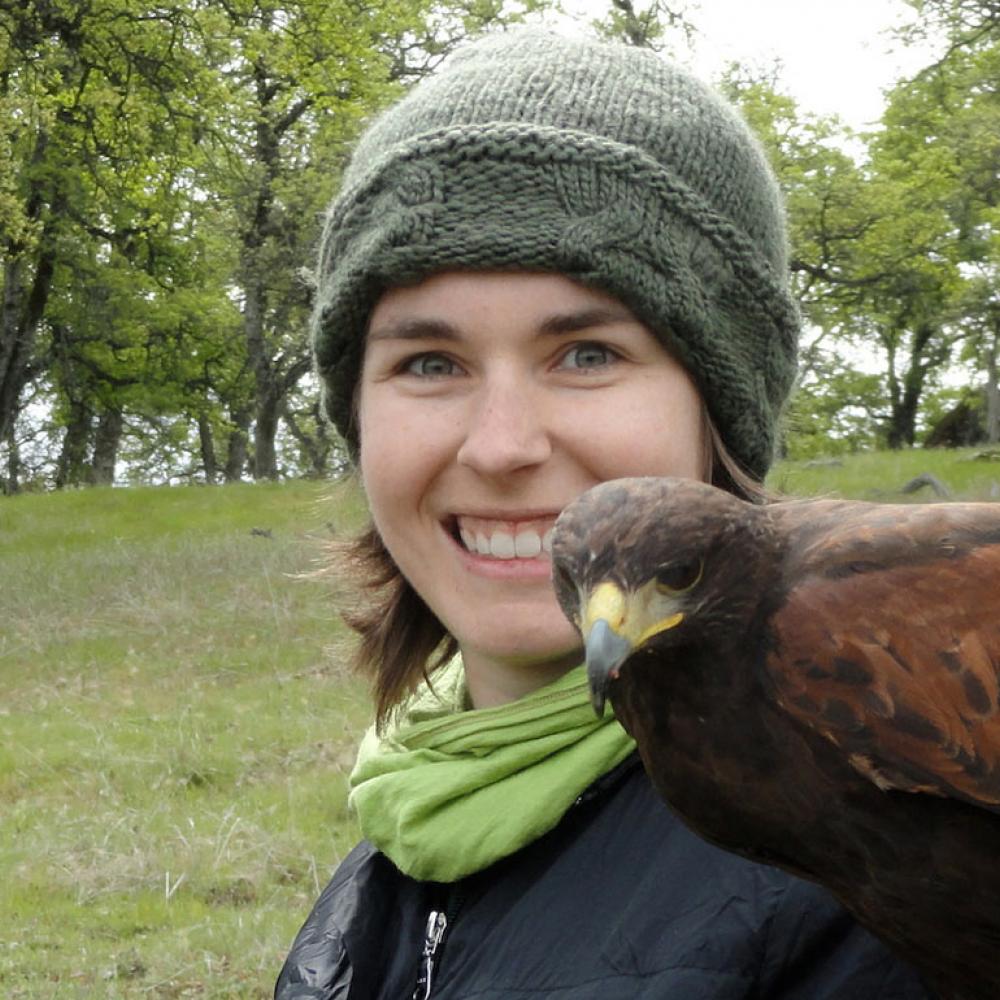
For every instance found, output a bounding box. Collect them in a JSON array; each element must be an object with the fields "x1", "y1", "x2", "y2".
[{"x1": 348, "y1": 658, "x2": 636, "y2": 882}]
